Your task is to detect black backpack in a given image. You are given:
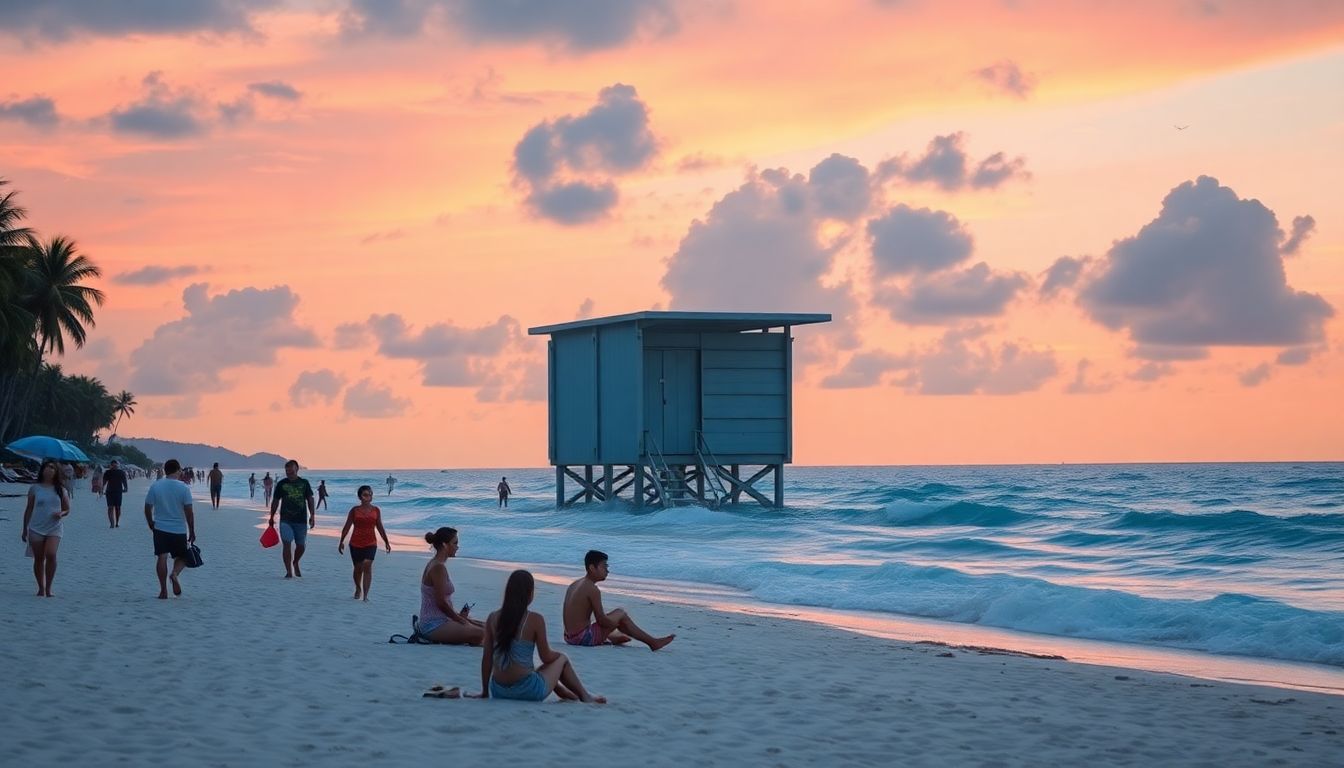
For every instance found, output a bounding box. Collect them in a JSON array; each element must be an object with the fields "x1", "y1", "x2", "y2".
[{"x1": 388, "y1": 615, "x2": 437, "y2": 645}]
